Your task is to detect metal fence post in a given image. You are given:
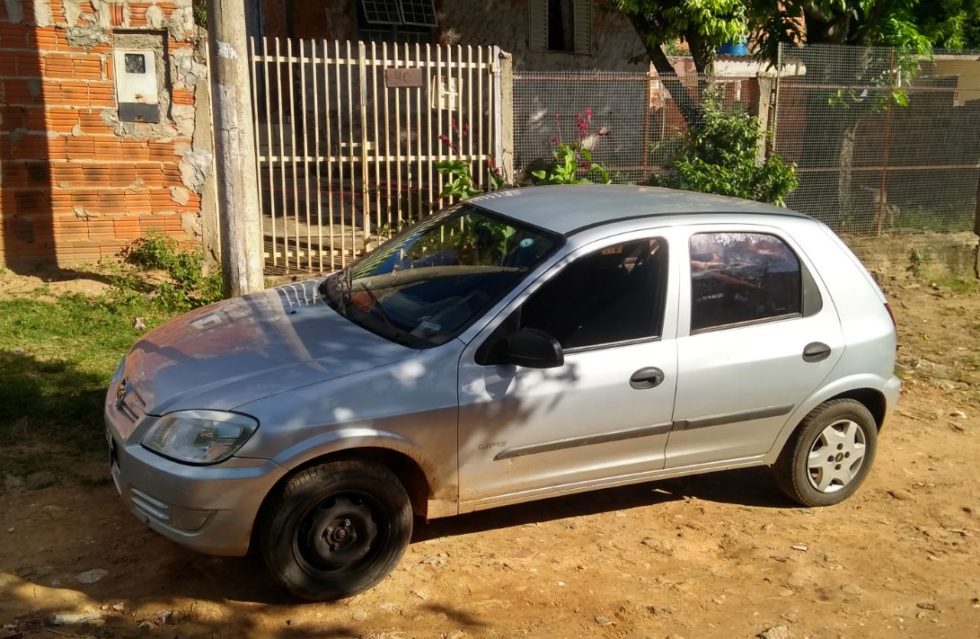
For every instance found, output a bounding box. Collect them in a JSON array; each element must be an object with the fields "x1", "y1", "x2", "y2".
[
  {"x1": 493, "y1": 48, "x2": 514, "y2": 185},
  {"x1": 876, "y1": 48, "x2": 897, "y2": 236}
]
